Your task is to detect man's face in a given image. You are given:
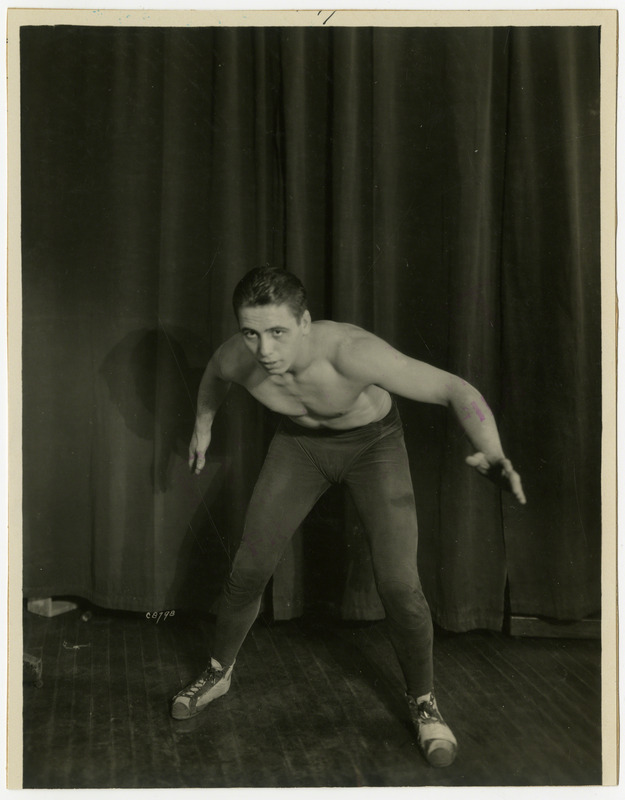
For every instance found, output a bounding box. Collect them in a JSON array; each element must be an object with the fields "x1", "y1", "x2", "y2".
[{"x1": 238, "y1": 303, "x2": 311, "y2": 374}]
